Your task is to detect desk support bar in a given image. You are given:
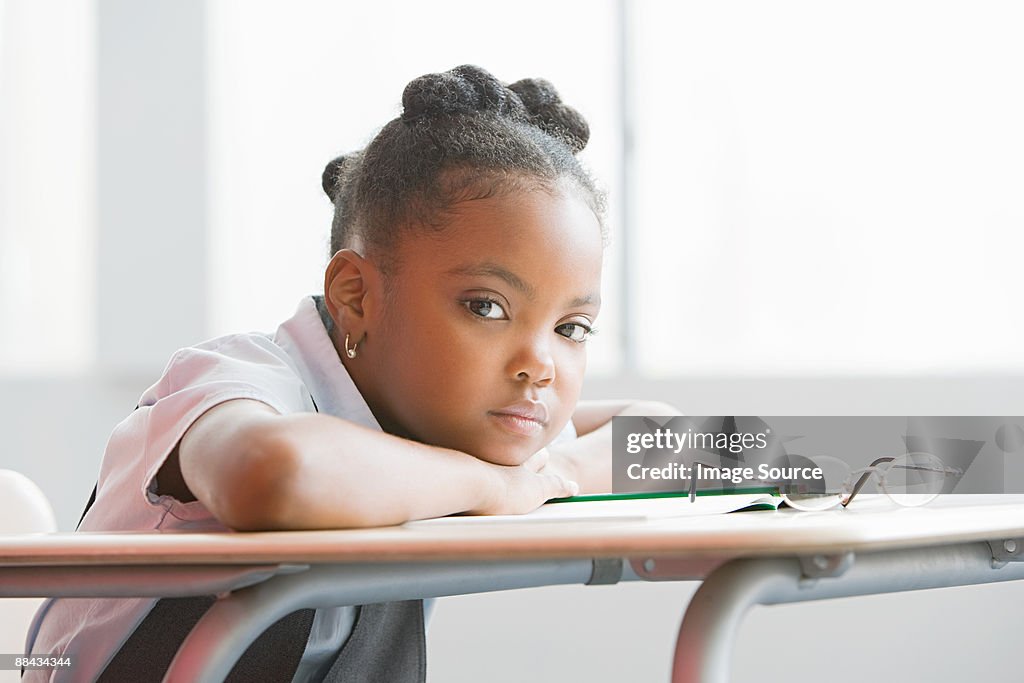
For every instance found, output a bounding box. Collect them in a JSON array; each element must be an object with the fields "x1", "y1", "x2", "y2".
[
  {"x1": 164, "y1": 559, "x2": 594, "y2": 683},
  {"x1": 672, "y1": 542, "x2": 1024, "y2": 683},
  {"x1": 0, "y1": 564, "x2": 303, "y2": 598}
]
